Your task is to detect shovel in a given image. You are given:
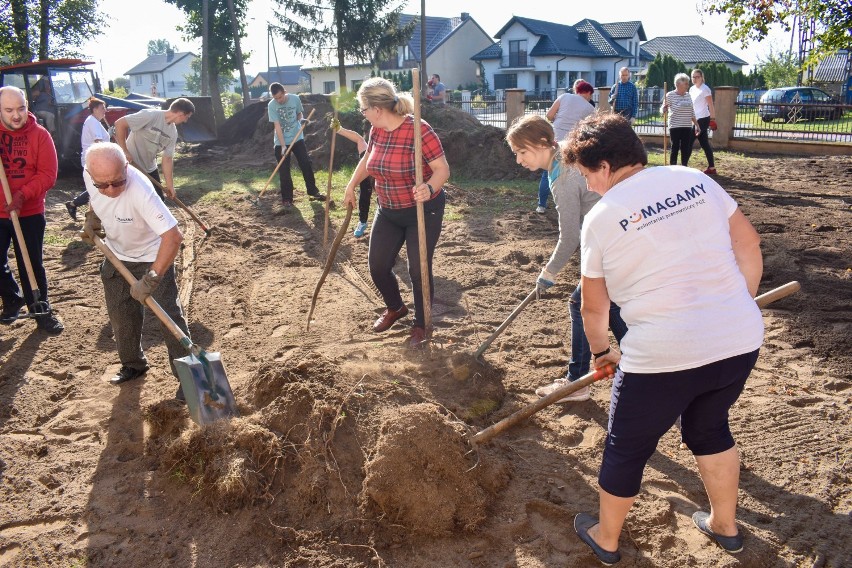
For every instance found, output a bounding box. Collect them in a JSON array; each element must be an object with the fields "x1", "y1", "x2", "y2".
[
  {"x1": 255, "y1": 108, "x2": 316, "y2": 204},
  {"x1": 85, "y1": 227, "x2": 238, "y2": 426},
  {"x1": 411, "y1": 68, "x2": 433, "y2": 342},
  {"x1": 0, "y1": 157, "x2": 51, "y2": 319},
  {"x1": 132, "y1": 164, "x2": 212, "y2": 236},
  {"x1": 474, "y1": 288, "x2": 537, "y2": 360},
  {"x1": 472, "y1": 280, "x2": 802, "y2": 446}
]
